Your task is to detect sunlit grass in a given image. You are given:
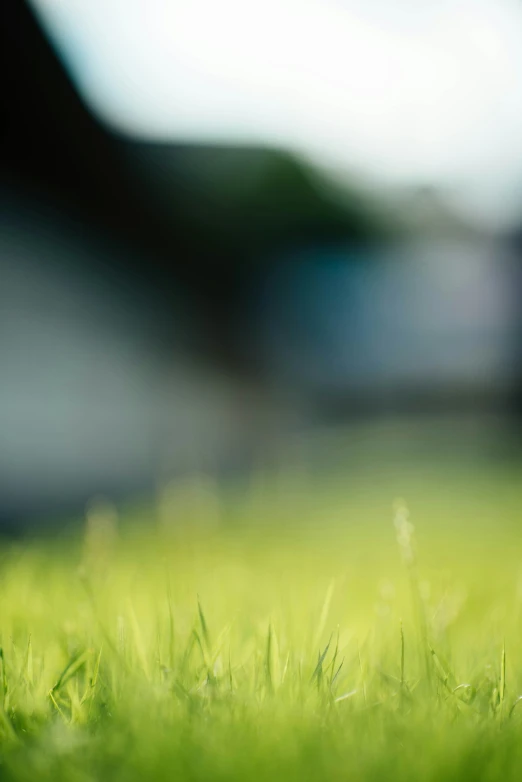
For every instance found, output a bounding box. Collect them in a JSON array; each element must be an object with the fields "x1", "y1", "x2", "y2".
[{"x1": 1, "y1": 464, "x2": 522, "y2": 780}]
